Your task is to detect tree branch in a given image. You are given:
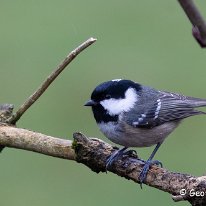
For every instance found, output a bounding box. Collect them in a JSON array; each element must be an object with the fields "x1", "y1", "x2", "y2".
[
  {"x1": 0, "y1": 125, "x2": 205, "y2": 205},
  {"x1": 8, "y1": 37, "x2": 97, "y2": 124},
  {"x1": 178, "y1": 0, "x2": 206, "y2": 47},
  {"x1": 0, "y1": 125, "x2": 75, "y2": 160}
]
